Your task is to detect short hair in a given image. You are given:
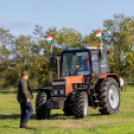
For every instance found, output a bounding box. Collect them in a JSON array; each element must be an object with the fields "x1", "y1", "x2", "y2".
[{"x1": 21, "y1": 71, "x2": 29, "y2": 77}]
